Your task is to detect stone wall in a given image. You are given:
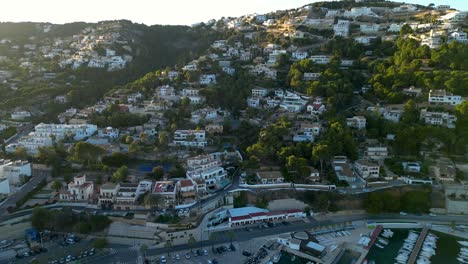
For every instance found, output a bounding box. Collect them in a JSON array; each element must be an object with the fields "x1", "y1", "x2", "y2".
[{"x1": 446, "y1": 198, "x2": 468, "y2": 214}]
